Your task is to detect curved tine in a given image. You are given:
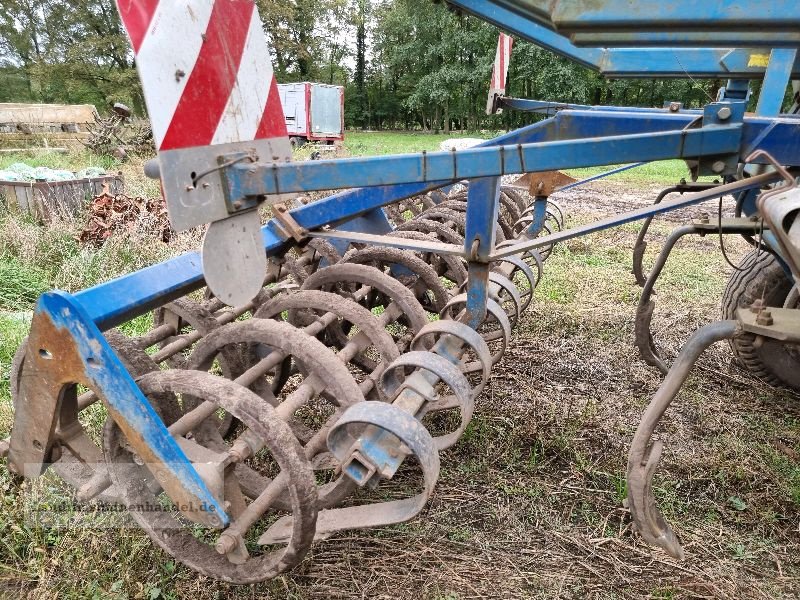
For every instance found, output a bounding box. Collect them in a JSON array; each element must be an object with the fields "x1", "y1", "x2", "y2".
[
  {"x1": 546, "y1": 199, "x2": 565, "y2": 228},
  {"x1": 537, "y1": 222, "x2": 554, "y2": 260},
  {"x1": 784, "y1": 285, "x2": 800, "y2": 309},
  {"x1": 487, "y1": 272, "x2": 522, "y2": 328},
  {"x1": 634, "y1": 225, "x2": 699, "y2": 375},
  {"x1": 627, "y1": 320, "x2": 739, "y2": 560},
  {"x1": 632, "y1": 186, "x2": 681, "y2": 287},
  {"x1": 545, "y1": 209, "x2": 562, "y2": 232},
  {"x1": 495, "y1": 255, "x2": 537, "y2": 313}
]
